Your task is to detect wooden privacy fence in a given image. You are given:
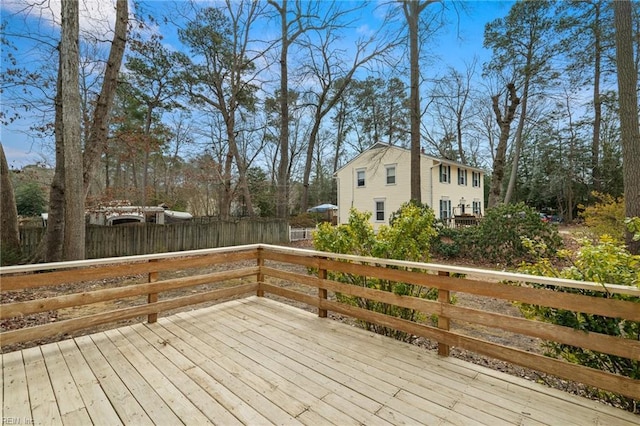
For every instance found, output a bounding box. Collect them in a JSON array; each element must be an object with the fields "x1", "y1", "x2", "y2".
[
  {"x1": 18, "y1": 220, "x2": 288, "y2": 259},
  {"x1": 1, "y1": 244, "x2": 638, "y2": 402}
]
